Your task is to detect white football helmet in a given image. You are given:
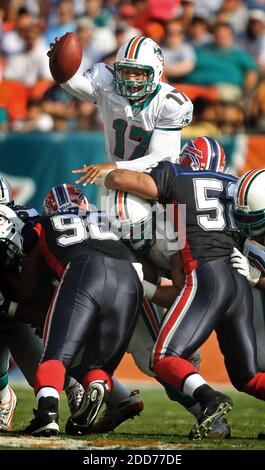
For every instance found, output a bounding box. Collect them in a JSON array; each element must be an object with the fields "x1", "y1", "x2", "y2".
[
  {"x1": 114, "y1": 36, "x2": 164, "y2": 100},
  {"x1": 0, "y1": 175, "x2": 13, "y2": 205},
  {"x1": 106, "y1": 190, "x2": 155, "y2": 252},
  {"x1": 0, "y1": 204, "x2": 24, "y2": 271},
  {"x1": 233, "y1": 169, "x2": 265, "y2": 239}
]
